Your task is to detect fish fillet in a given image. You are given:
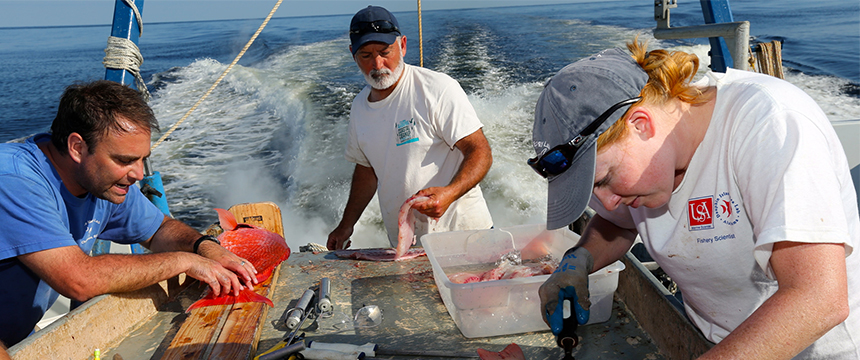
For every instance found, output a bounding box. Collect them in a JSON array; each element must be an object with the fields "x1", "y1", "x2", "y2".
[{"x1": 397, "y1": 195, "x2": 429, "y2": 259}]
